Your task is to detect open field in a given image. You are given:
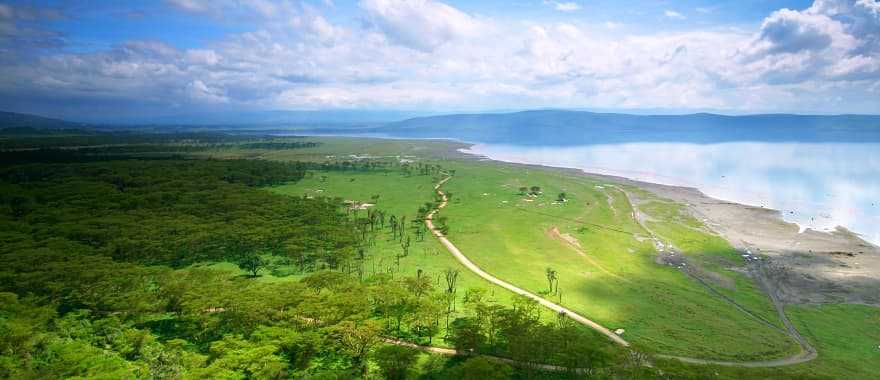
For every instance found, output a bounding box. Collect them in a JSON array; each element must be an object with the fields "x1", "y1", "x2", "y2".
[
  {"x1": 196, "y1": 136, "x2": 879, "y2": 376},
  {"x1": 270, "y1": 169, "x2": 521, "y2": 311},
  {"x1": 243, "y1": 138, "x2": 796, "y2": 359},
  {"x1": 435, "y1": 159, "x2": 799, "y2": 360}
]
